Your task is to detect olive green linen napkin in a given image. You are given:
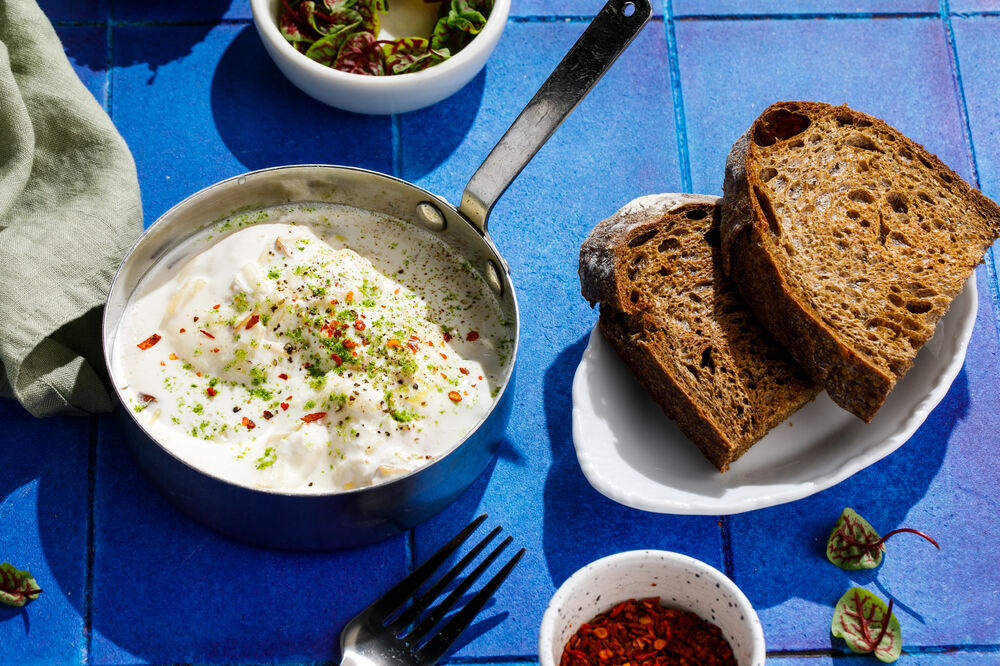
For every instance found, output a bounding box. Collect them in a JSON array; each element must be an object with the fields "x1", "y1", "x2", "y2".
[{"x1": 0, "y1": 0, "x2": 142, "y2": 416}]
